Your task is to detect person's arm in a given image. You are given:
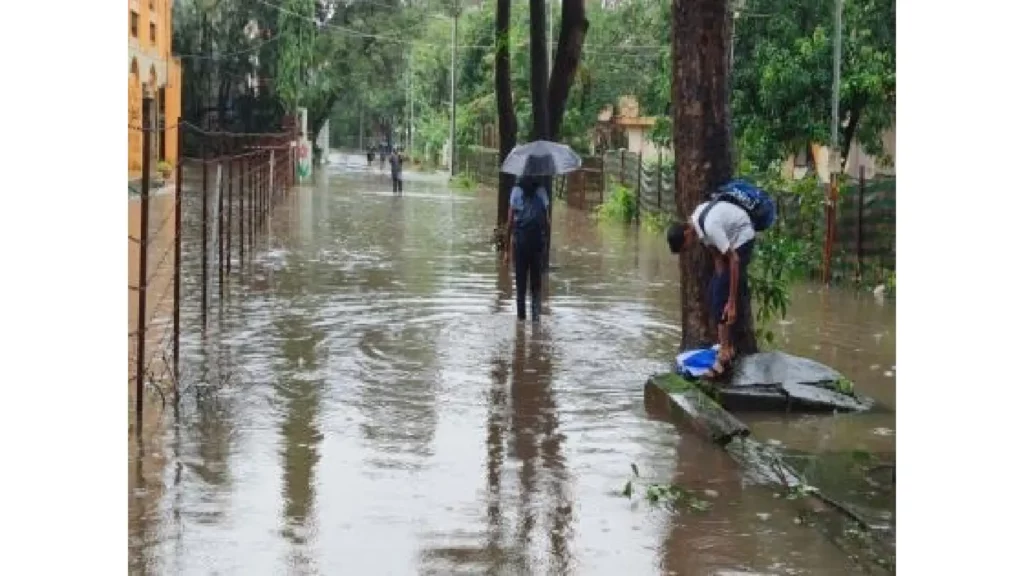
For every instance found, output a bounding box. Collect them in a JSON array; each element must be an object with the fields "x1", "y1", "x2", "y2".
[
  {"x1": 505, "y1": 187, "x2": 521, "y2": 263},
  {"x1": 540, "y1": 188, "x2": 552, "y2": 238},
  {"x1": 706, "y1": 223, "x2": 739, "y2": 324},
  {"x1": 724, "y1": 249, "x2": 740, "y2": 325}
]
